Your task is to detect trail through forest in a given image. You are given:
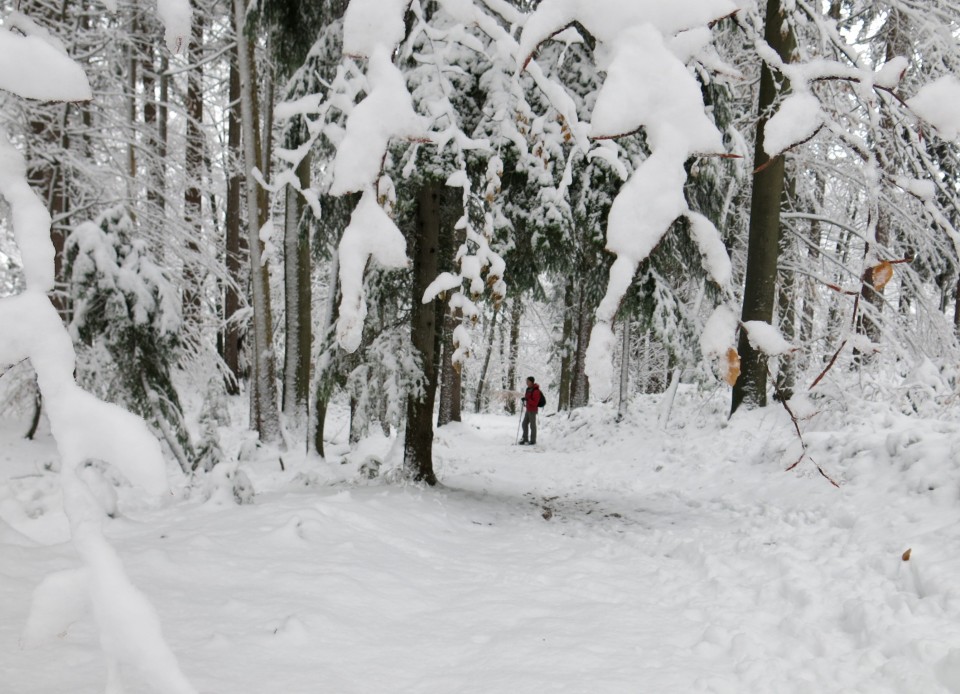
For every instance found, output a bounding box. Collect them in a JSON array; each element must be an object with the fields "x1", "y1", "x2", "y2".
[{"x1": 4, "y1": 391, "x2": 960, "y2": 693}]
